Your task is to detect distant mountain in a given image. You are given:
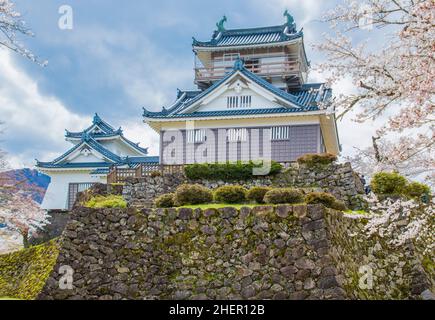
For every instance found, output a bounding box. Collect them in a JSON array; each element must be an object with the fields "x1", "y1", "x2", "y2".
[{"x1": 0, "y1": 169, "x2": 50, "y2": 204}]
